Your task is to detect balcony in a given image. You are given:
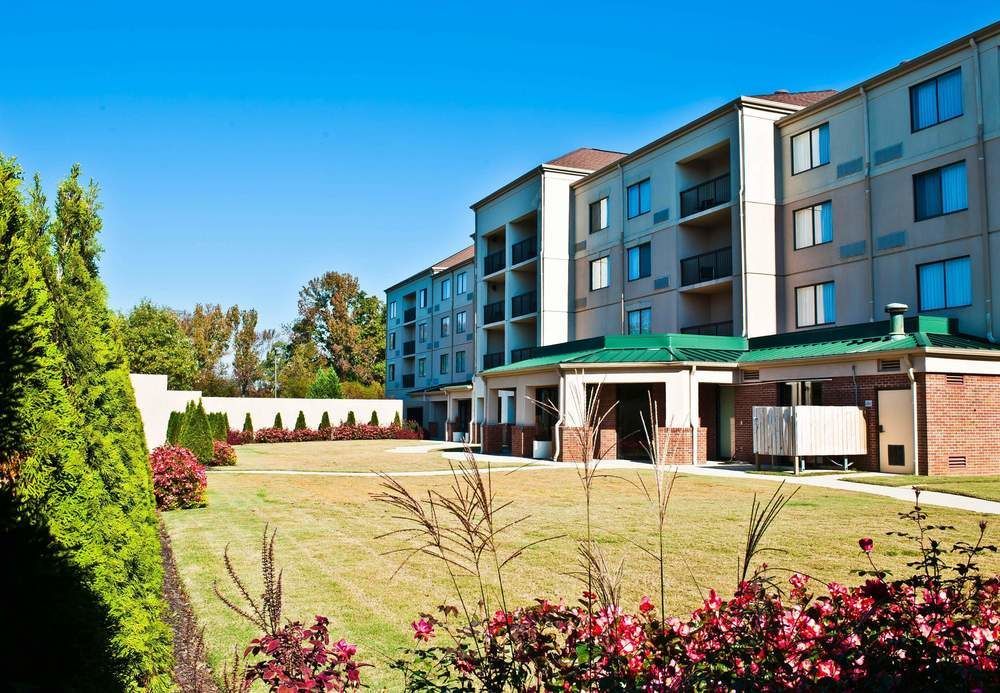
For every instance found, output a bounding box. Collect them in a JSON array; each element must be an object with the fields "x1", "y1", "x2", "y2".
[
  {"x1": 680, "y1": 173, "x2": 731, "y2": 219},
  {"x1": 484, "y1": 300, "x2": 505, "y2": 325},
  {"x1": 510, "y1": 346, "x2": 535, "y2": 363},
  {"x1": 681, "y1": 321, "x2": 734, "y2": 337},
  {"x1": 403, "y1": 306, "x2": 417, "y2": 323},
  {"x1": 402, "y1": 340, "x2": 416, "y2": 356},
  {"x1": 511, "y1": 236, "x2": 537, "y2": 265},
  {"x1": 680, "y1": 247, "x2": 732, "y2": 287},
  {"x1": 484, "y1": 249, "x2": 505, "y2": 276},
  {"x1": 402, "y1": 373, "x2": 415, "y2": 388},
  {"x1": 483, "y1": 352, "x2": 504, "y2": 369},
  {"x1": 510, "y1": 290, "x2": 537, "y2": 318}
]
